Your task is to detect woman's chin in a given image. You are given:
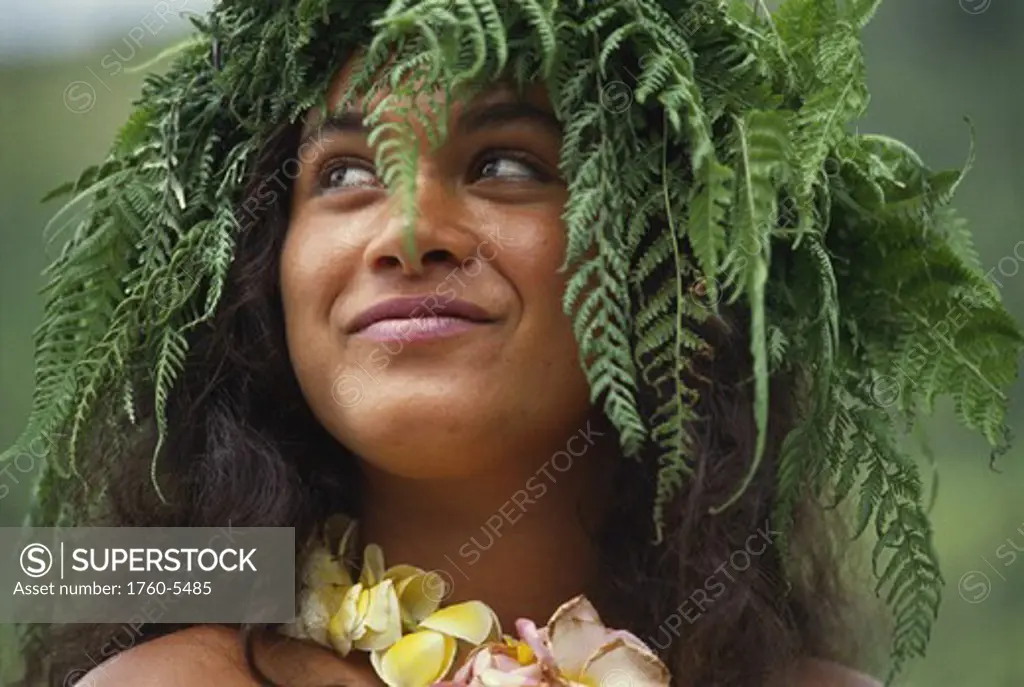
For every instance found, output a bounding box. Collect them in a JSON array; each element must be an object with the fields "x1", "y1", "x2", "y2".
[
  {"x1": 319, "y1": 372, "x2": 595, "y2": 479},
  {"x1": 334, "y1": 396, "x2": 510, "y2": 478}
]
